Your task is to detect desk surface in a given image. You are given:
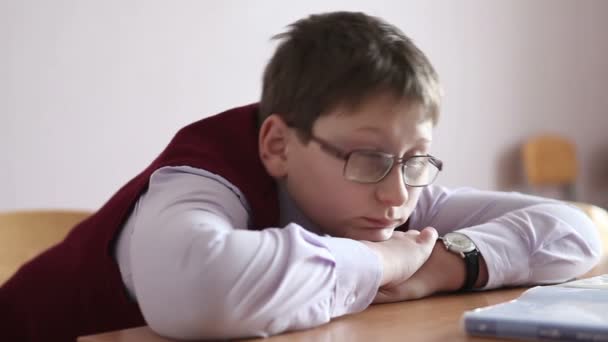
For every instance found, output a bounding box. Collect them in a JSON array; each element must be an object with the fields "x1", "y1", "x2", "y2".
[{"x1": 79, "y1": 258, "x2": 607, "y2": 342}]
